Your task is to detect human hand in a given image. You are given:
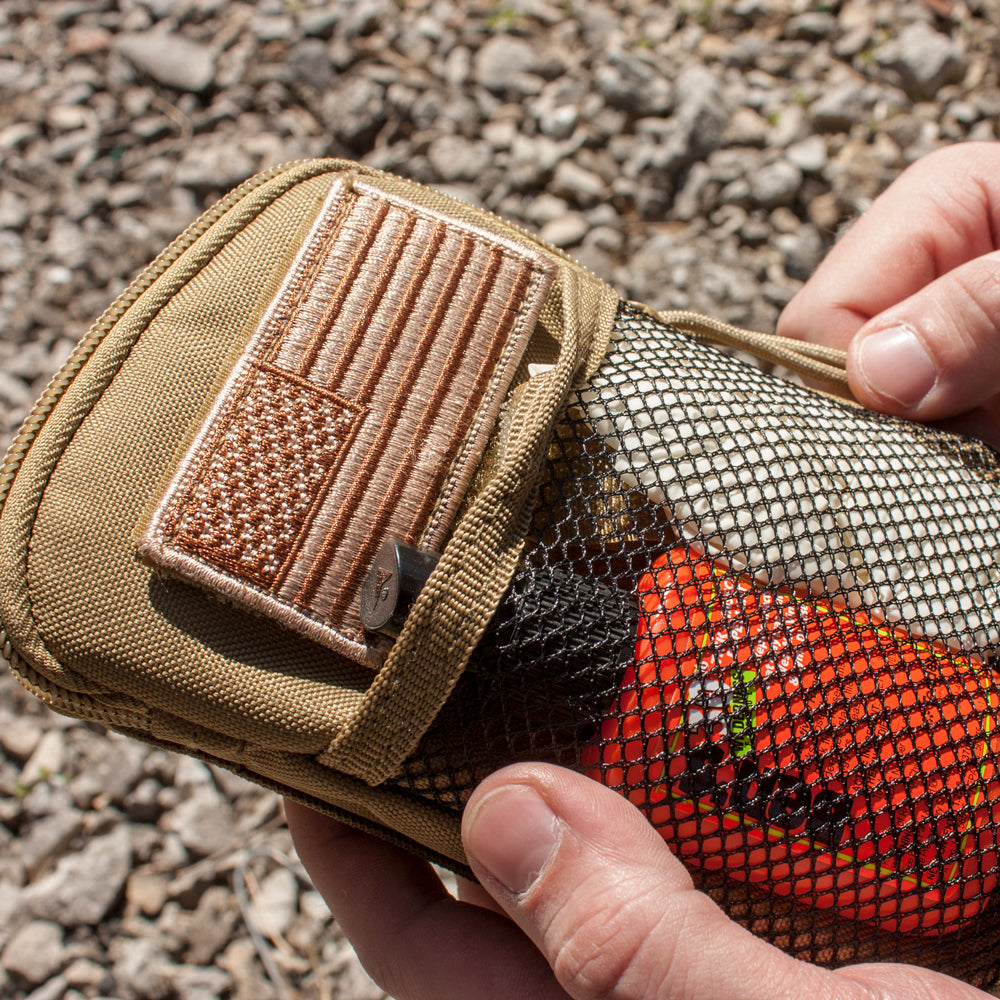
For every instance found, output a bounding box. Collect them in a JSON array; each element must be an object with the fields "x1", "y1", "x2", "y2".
[
  {"x1": 285, "y1": 764, "x2": 991, "y2": 999},
  {"x1": 777, "y1": 141, "x2": 1000, "y2": 447}
]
